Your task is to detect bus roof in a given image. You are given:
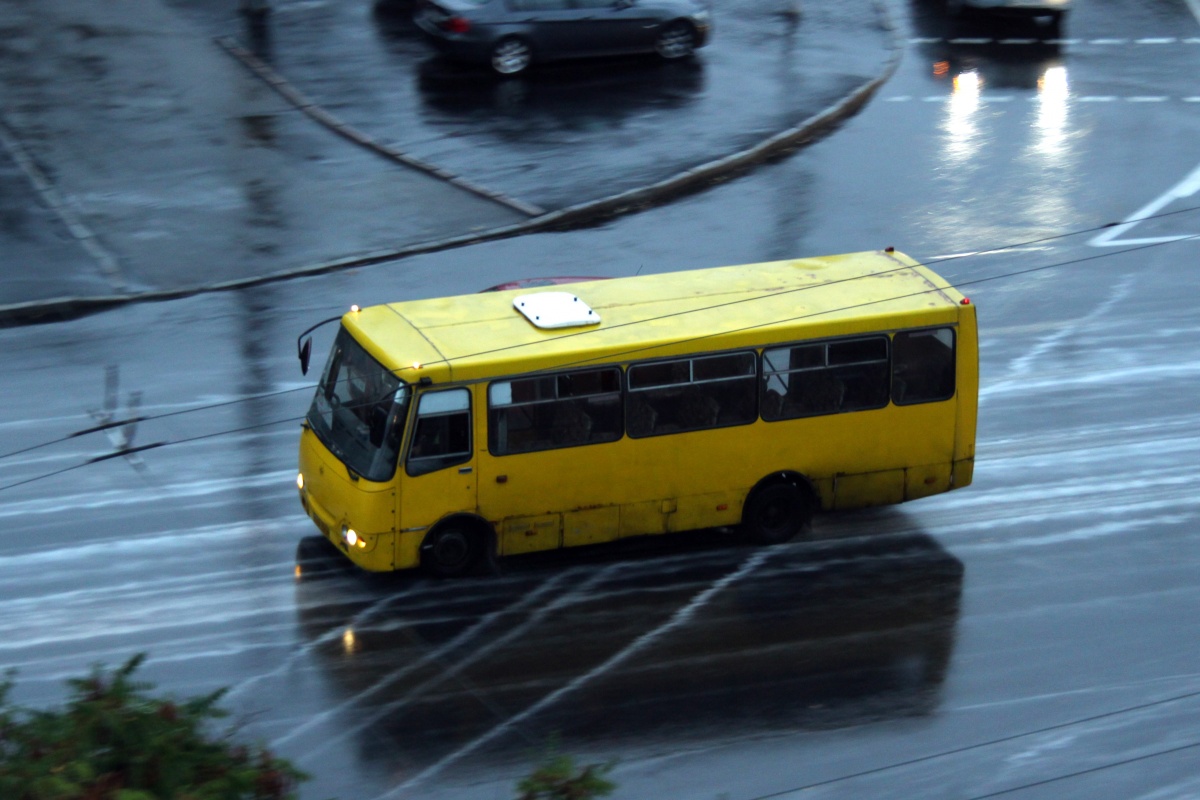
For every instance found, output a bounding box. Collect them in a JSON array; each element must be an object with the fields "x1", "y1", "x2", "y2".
[{"x1": 343, "y1": 250, "x2": 966, "y2": 385}]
